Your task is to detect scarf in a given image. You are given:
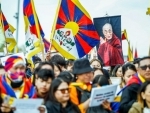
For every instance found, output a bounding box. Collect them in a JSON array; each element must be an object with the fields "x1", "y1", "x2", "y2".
[{"x1": 0, "y1": 75, "x2": 36, "y2": 104}]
